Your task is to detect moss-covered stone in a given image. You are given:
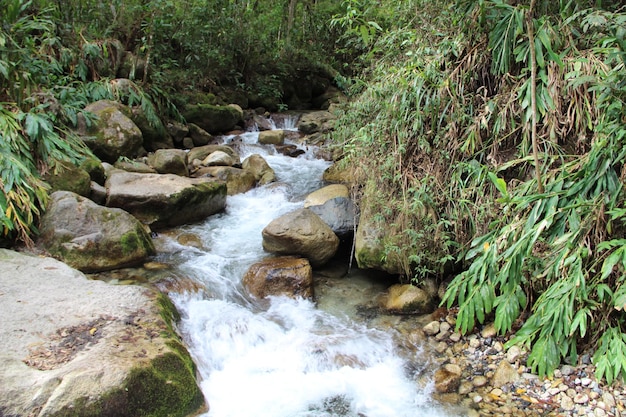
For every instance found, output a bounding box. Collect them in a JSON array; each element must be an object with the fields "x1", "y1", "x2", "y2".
[
  {"x1": 50, "y1": 294, "x2": 205, "y2": 417},
  {"x1": 80, "y1": 157, "x2": 106, "y2": 185},
  {"x1": 182, "y1": 103, "x2": 242, "y2": 134},
  {"x1": 44, "y1": 161, "x2": 92, "y2": 197}
]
